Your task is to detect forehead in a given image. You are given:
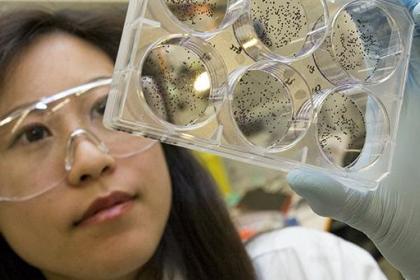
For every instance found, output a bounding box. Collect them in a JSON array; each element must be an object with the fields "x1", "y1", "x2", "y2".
[{"x1": 0, "y1": 33, "x2": 114, "y2": 117}]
